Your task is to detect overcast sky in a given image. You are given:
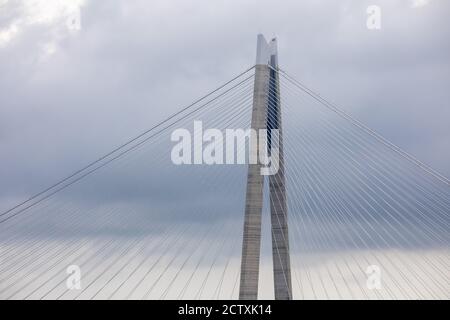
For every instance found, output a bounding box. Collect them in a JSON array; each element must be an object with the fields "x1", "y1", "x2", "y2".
[
  {"x1": 0, "y1": 0, "x2": 449, "y2": 299},
  {"x1": 1, "y1": 0, "x2": 449, "y2": 200}
]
